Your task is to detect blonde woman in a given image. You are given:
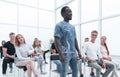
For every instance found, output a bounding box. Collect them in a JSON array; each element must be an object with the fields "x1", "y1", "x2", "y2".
[
  {"x1": 15, "y1": 34, "x2": 38, "y2": 77},
  {"x1": 101, "y1": 36, "x2": 118, "y2": 77},
  {"x1": 32, "y1": 39, "x2": 46, "y2": 74}
]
